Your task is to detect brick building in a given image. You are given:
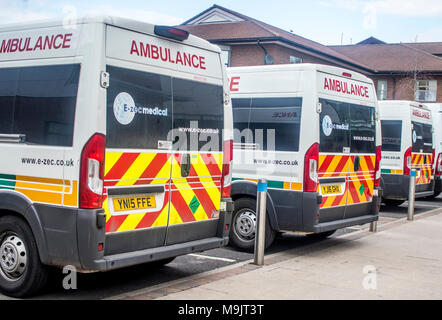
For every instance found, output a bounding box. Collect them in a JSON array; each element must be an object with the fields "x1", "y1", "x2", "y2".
[{"x1": 180, "y1": 5, "x2": 442, "y2": 103}]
